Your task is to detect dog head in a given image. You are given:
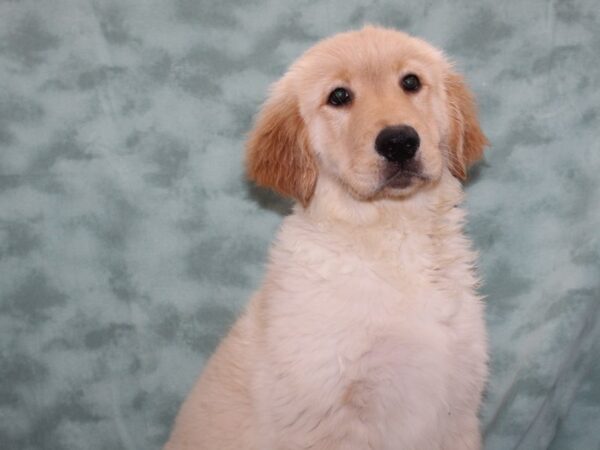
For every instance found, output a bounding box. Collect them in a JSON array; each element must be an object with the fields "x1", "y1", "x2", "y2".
[{"x1": 246, "y1": 26, "x2": 487, "y2": 207}]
